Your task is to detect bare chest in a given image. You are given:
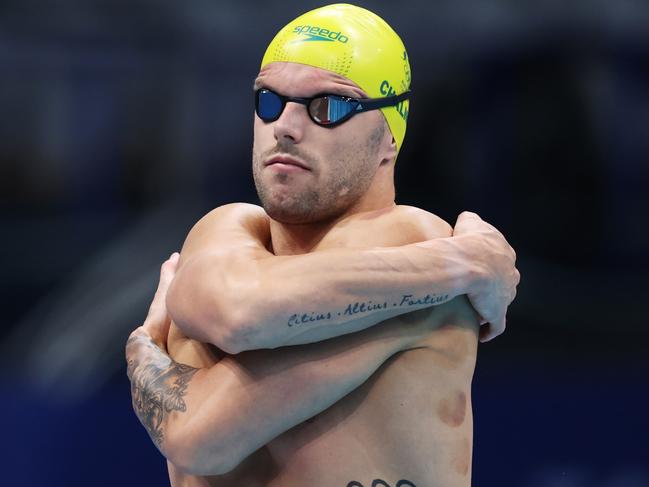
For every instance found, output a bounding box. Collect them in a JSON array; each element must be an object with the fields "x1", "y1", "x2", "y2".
[
  {"x1": 263, "y1": 350, "x2": 470, "y2": 487},
  {"x1": 167, "y1": 325, "x2": 475, "y2": 487}
]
